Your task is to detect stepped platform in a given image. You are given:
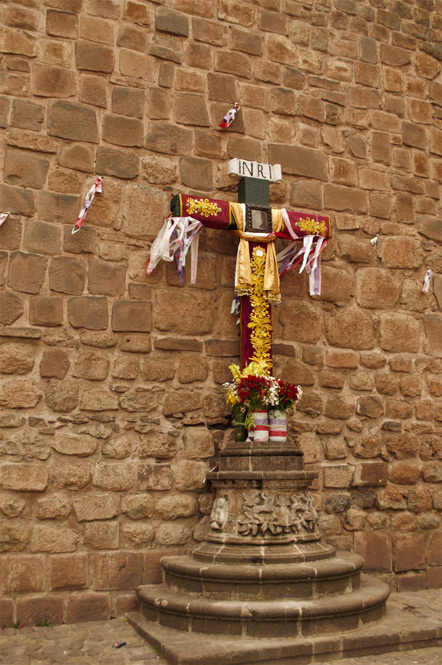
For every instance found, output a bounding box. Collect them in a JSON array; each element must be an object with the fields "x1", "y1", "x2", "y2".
[
  {"x1": 128, "y1": 439, "x2": 412, "y2": 664},
  {"x1": 127, "y1": 590, "x2": 442, "y2": 665}
]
